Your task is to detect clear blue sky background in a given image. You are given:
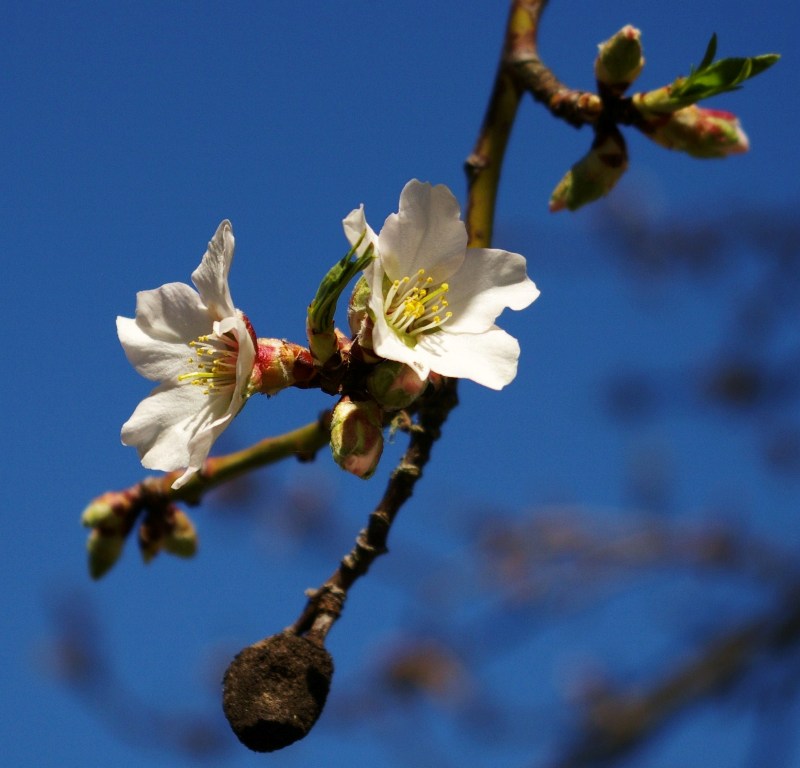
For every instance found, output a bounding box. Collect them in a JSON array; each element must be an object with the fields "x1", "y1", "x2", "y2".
[{"x1": 4, "y1": 2, "x2": 798, "y2": 767}]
